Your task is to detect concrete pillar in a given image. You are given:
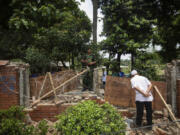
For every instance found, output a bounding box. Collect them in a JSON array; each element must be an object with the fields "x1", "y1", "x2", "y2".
[
  {"x1": 166, "y1": 60, "x2": 180, "y2": 114},
  {"x1": 19, "y1": 68, "x2": 25, "y2": 106},
  {"x1": 177, "y1": 79, "x2": 180, "y2": 117},
  {"x1": 93, "y1": 68, "x2": 101, "y2": 96},
  {"x1": 171, "y1": 63, "x2": 176, "y2": 114},
  {"x1": 93, "y1": 68, "x2": 96, "y2": 91},
  {"x1": 24, "y1": 68, "x2": 30, "y2": 106}
]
